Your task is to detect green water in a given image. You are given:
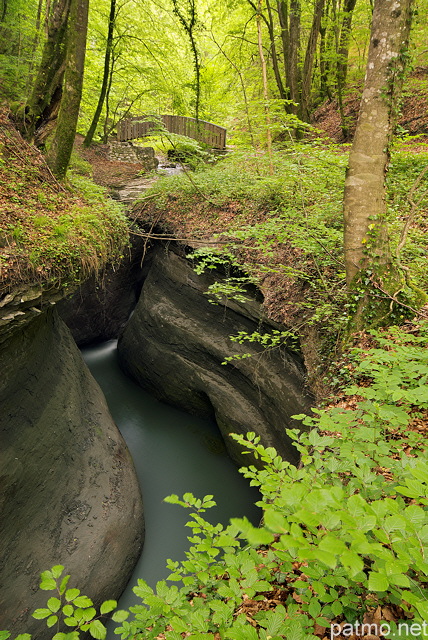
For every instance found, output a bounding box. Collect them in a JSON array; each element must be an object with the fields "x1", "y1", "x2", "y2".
[{"x1": 82, "y1": 340, "x2": 261, "y2": 620}]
